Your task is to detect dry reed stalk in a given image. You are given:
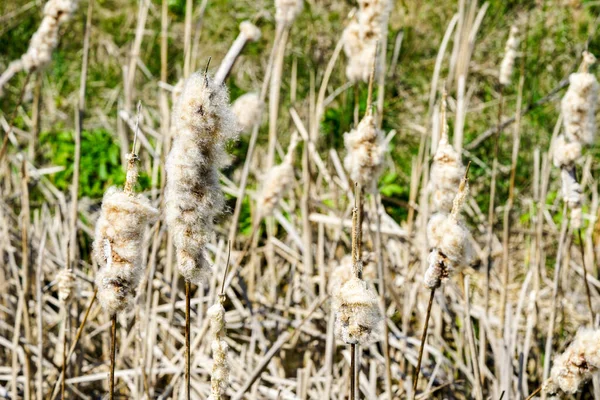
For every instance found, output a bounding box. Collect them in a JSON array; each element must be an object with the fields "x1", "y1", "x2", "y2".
[
  {"x1": 109, "y1": 314, "x2": 117, "y2": 399},
  {"x1": 214, "y1": 21, "x2": 261, "y2": 85},
  {"x1": 541, "y1": 202, "x2": 570, "y2": 400},
  {"x1": 500, "y1": 14, "x2": 528, "y2": 346},
  {"x1": 227, "y1": 25, "x2": 282, "y2": 244},
  {"x1": 0, "y1": 0, "x2": 79, "y2": 93}
]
